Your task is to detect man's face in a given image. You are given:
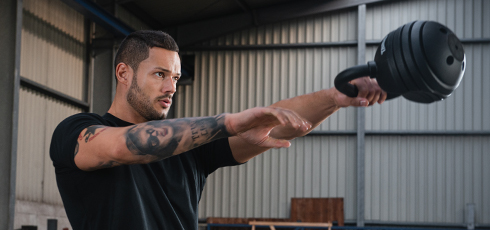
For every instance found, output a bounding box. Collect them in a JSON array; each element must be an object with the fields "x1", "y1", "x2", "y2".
[{"x1": 127, "y1": 47, "x2": 181, "y2": 121}]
